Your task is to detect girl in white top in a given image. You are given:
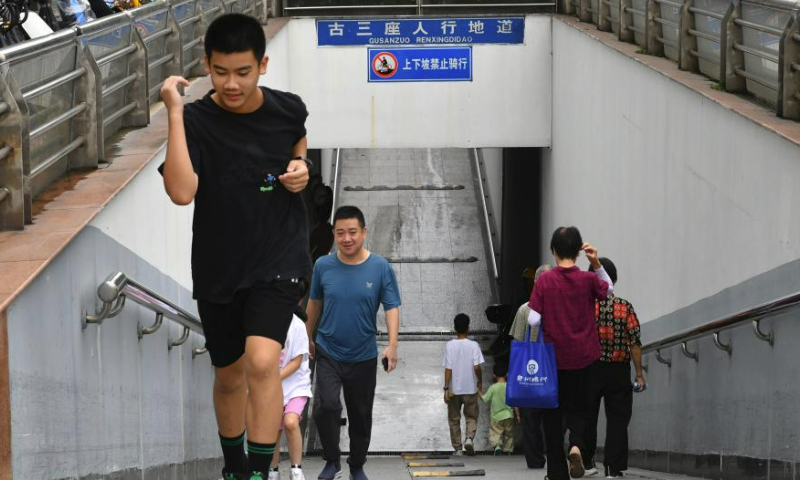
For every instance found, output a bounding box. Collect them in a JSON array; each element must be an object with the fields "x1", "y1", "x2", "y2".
[{"x1": 269, "y1": 314, "x2": 313, "y2": 480}]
